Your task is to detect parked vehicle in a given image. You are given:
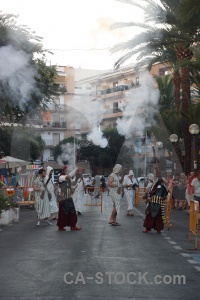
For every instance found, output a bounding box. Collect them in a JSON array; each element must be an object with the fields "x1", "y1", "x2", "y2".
[{"x1": 137, "y1": 177, "x2": 145, "y2": 187}]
